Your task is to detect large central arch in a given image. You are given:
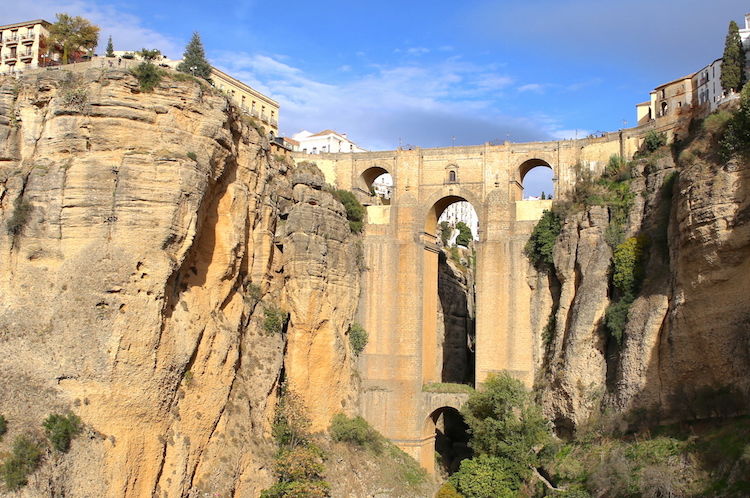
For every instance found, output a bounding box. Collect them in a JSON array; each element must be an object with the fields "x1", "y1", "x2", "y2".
[{"x1": 421, "y1": 194, "x2": 480, "y2": 385}]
